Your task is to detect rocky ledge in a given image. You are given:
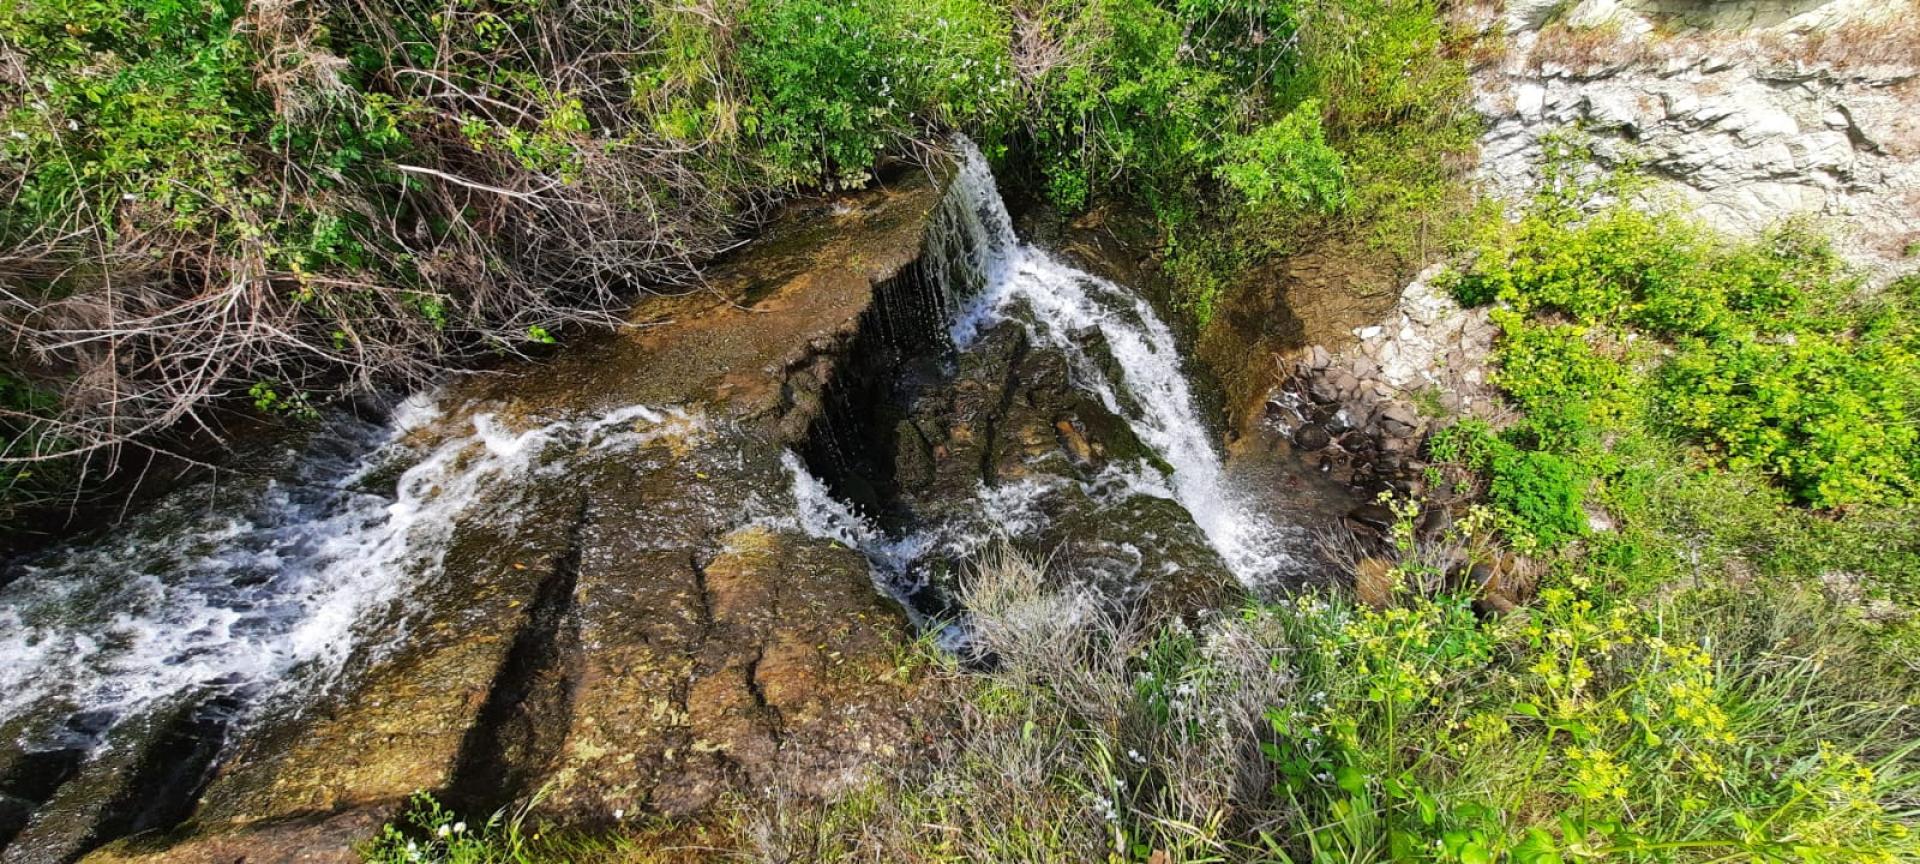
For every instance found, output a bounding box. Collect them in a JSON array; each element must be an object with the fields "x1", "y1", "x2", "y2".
[
  {"x1": 1473, "y1": 0, "x2": 1920, "y2": 279},
  {"x1": 15, "y1": 168, "x2": 960, "y2": 864}
]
